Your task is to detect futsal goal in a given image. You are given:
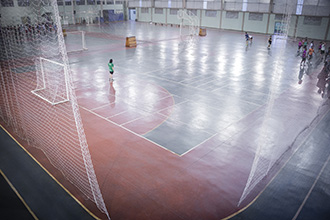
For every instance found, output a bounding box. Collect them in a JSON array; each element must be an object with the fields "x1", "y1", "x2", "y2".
[
  {"x1": 32, "y1": 57, "x2": 69, "y2": 105},
  {"x1": 65, "y1": 30, "x2": 88, "y2": 53},
  {"x1": 177, "y1": 9, "x2": 200, "y2": 45}
]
